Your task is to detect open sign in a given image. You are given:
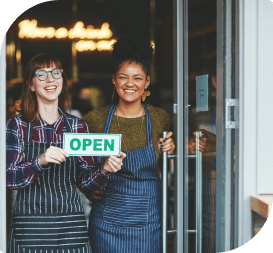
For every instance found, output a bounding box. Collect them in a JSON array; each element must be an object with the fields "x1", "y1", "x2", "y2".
[{"x1": 63, "y1": 133, "x2": 121, "y2": 156}]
